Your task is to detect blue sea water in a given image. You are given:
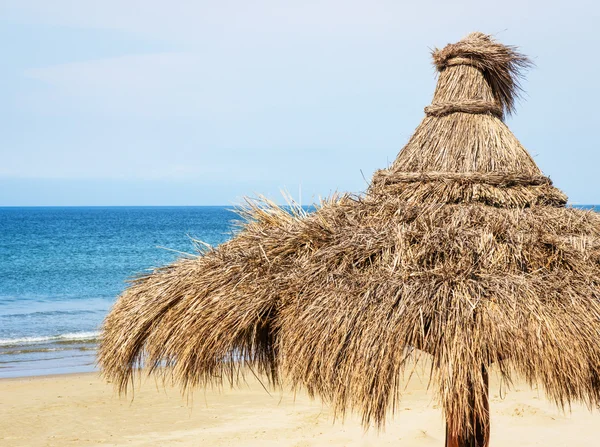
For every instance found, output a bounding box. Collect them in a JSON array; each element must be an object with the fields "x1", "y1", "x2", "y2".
[{"x1": 0, "y1": 207, "x2": 236, "y2": 378}]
